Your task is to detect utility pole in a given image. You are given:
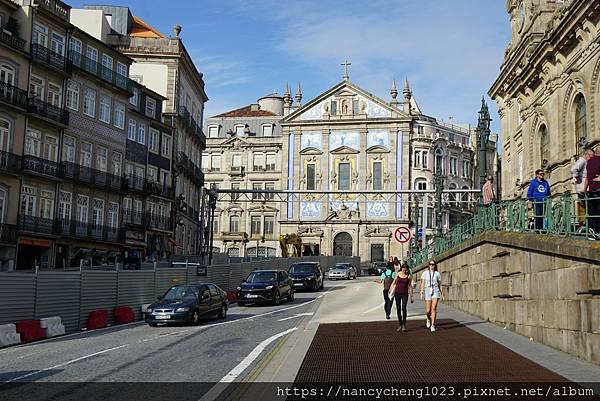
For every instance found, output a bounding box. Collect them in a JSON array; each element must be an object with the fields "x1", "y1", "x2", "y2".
[
  {"x1": 434, "y1": 161, "x2": 444, "y2": 237},
  {"x1": 476, "y1": 97, "x2": 492, "y2": 190},
  {"x1": 410, "y1": 196, "x2": 420, "y2": 253}
]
